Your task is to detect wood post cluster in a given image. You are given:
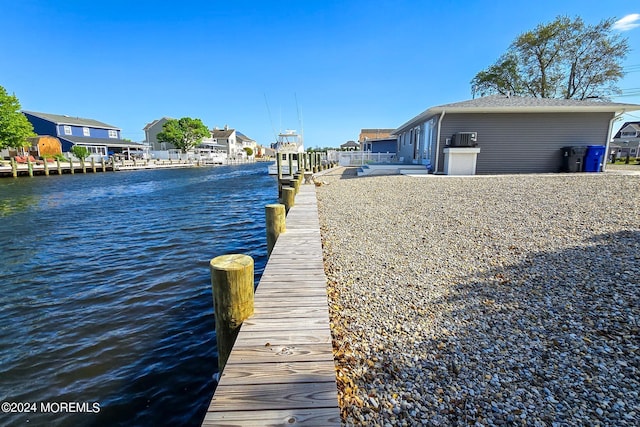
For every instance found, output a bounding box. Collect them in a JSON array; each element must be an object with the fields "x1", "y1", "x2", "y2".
[
  {"x1": 210, "y1": 189, "x2": 296, "y2": 373},
  {"x1": 209, "y1": 157, "x2": 338, "y2": 374},
  {"x1": 7, "y1": 157, "x2": 116, "y2": 177},
  {"x1": 275, "y1": 151, "x2": 336, "y2": 177},
  {"x1": 278, "y1": 170, "x2": 303, "y2": 213}
]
